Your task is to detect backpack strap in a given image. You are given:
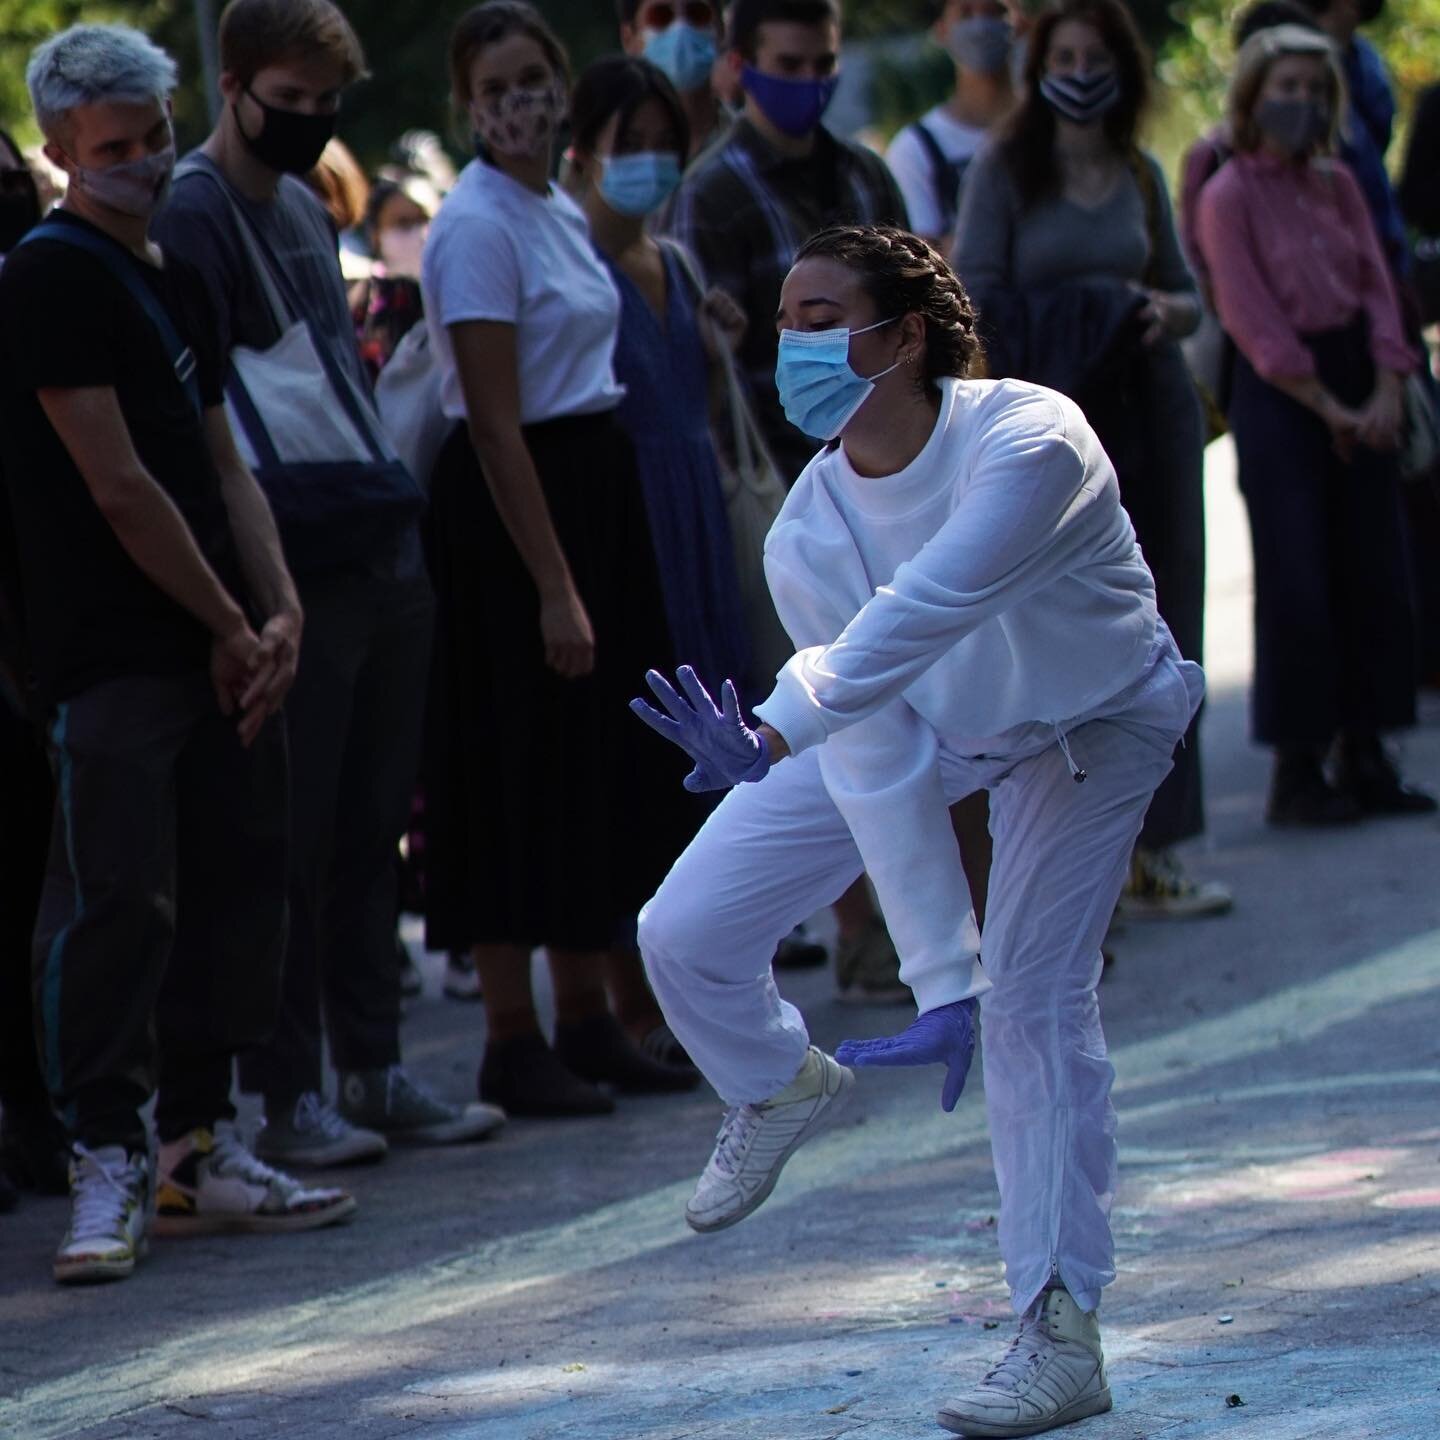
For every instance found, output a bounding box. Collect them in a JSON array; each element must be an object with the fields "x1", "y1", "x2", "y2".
[
  {"x1": 22, "y1": 221, "x2": 202, "y2": 416},
  {"x1": 911, "y1": 121, "x2": 962, "y2": 236}
]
